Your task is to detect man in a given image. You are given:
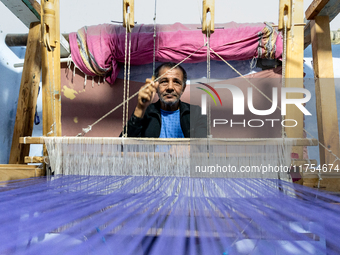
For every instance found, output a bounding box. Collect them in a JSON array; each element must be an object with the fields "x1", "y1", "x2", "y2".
[{"x1": 123, "y1": 62, "x2": 207, "y2": 138}]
